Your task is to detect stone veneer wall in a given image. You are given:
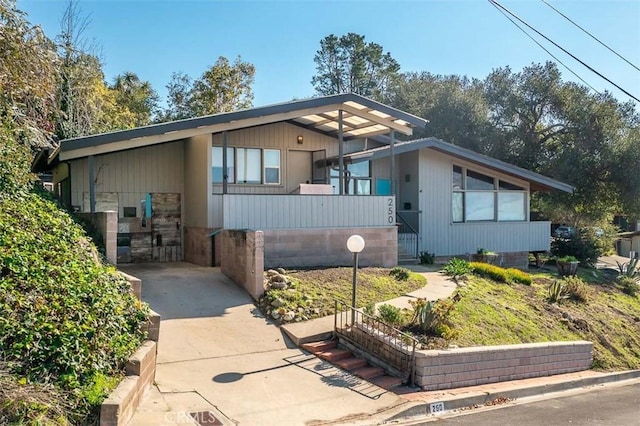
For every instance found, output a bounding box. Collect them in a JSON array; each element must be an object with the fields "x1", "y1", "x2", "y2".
[
  {"x1": 436, "y1": 251, "x2": 529, "y2": 269},
  {"x1": 183, "y1": 226, "x2": 217, "y2": 266},
  {"x1": 220, "y1": 230, "x2": 265, "y2": 300},
  {"x1": 415, "y1": 341, "x2": 593, "y2": 391},
  {"x1": 263, "y1": 227, "x2": 397, "y2": 269},
  {"x1": 76, "y1": 211, "x2": 118, "y2": 264}
]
